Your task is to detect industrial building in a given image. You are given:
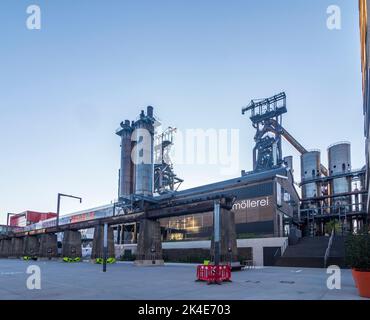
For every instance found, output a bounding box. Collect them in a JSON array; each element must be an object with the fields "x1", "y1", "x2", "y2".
[
  {"x1": 1, "y1": 2, "x2": 369, "y2": 271},
  {"x1": 299, "y1": 143, "x2": 367, "y2": 236},
  {"x1": 111, "y1": 93, "x2": 368, "y2": 266},
  {"x1": 8, "y1": 211, "x2": 57, "y2": 227},
  {"x1": 1, "y1": 91, "x2": 368, "y2": 267}
]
